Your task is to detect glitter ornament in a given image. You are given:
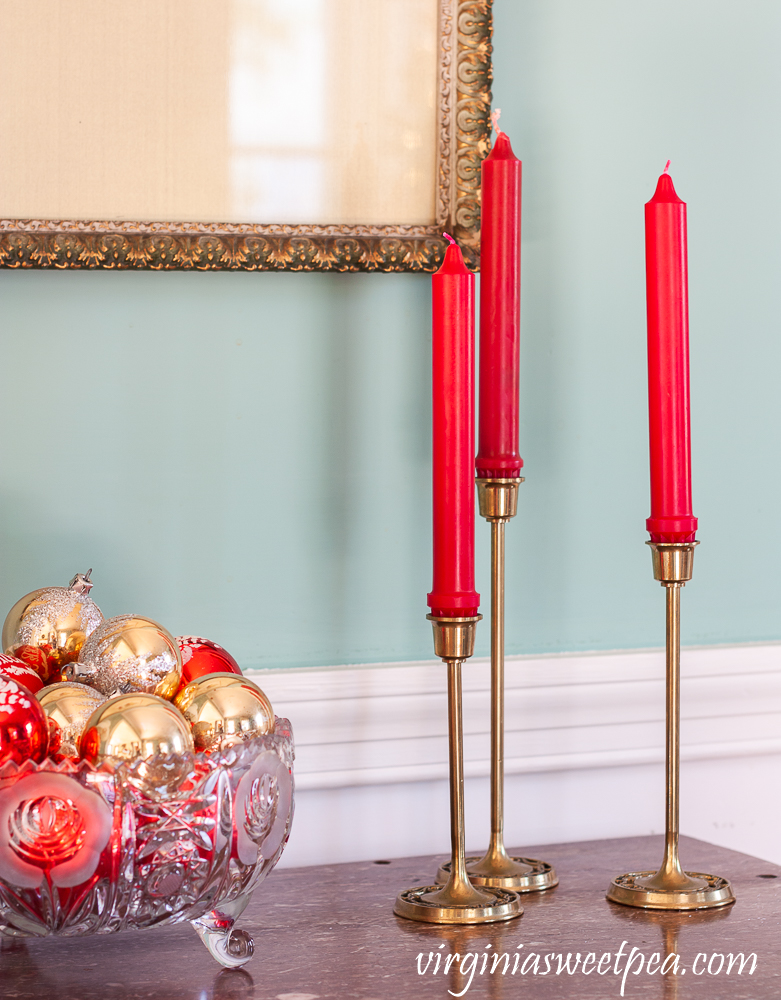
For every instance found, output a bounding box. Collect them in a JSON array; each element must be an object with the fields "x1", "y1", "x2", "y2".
[
  {"x1": 80, "y1": 692, "x2": 194, "y2": 764},
  {"x1": 176, "y1": 635, "x2": 242, "y2": 689},
  {"x1": 69, "y1": 615, "x2": 182, "y2": 700},
  {"x1": 0, "y1": 653, "x2": 44, "y2": 695},
  {"x1": 0, "y1": 675, "x2": 50, "y2": 767},
  {"x1": 2, "y1": 571, "x2": 104, "y2": 682},
  {"x1": 38, "y1": 682, "x2": 106, "y2": 759},
  {"x1": 175, "y1": 673, "x2": 274, "y2": 752}
]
